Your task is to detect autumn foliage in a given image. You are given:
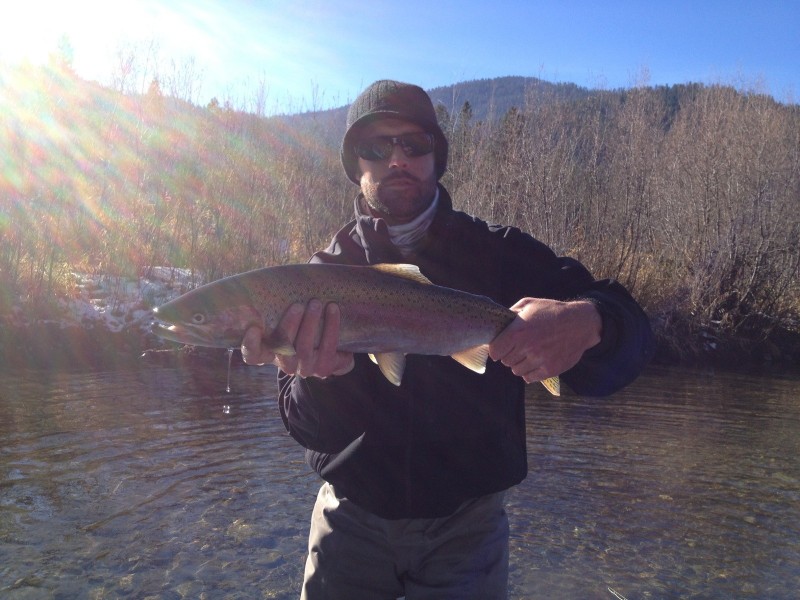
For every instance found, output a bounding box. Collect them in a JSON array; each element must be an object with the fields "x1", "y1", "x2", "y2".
[{"x1": 1, "y1": 62, "x2": 798, "y2": 363}]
